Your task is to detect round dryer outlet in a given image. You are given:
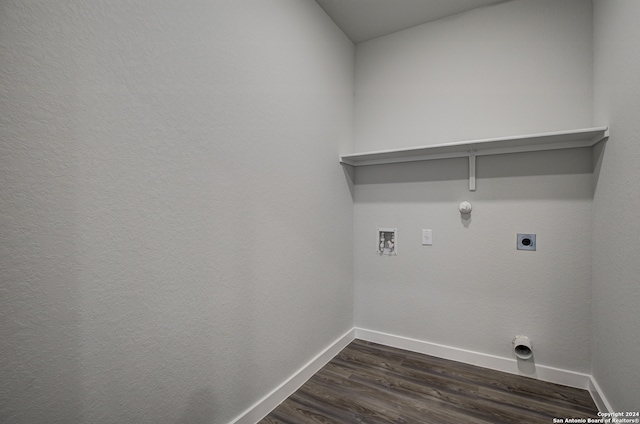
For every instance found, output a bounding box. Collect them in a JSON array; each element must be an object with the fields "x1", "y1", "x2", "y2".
[{"x1": 517, "y1": 234, "x2": 536, "y2": 251}]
